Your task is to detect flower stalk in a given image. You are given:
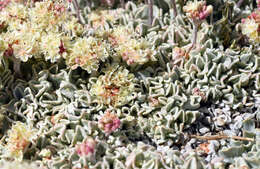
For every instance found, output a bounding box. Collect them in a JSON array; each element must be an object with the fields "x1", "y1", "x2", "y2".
[
  {"x1": 120, "y1": 0, "x2": 125, "y2": 9},
  {"x1": 171, "y1": 0, "x2": 177, "y2": 17},
  {"x1": 183, "y1": 1, "x2": 213, "y2": 57},
  {"x1": 72, "y1": 0, "x2": 82, "y2": 24},
  {"x1": 236, "y1": 0, "x2": 244, "y2": 8},
  {"x1": 148, "y1": 0, "x2": 153, "y2": 25}
]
